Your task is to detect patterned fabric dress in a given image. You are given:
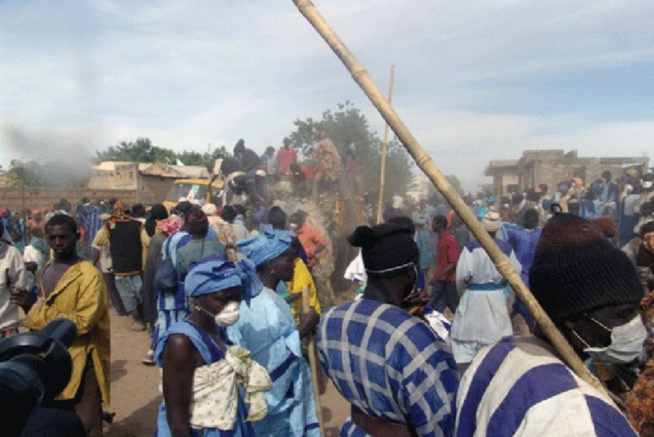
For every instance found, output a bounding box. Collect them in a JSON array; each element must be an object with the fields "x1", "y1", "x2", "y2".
[
  {"x1": 626, "y1": 291, "x2": 654, "y2": 434},
  {"x1": 312, "y1": 137, "x2": 342, "y2": 181}
]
